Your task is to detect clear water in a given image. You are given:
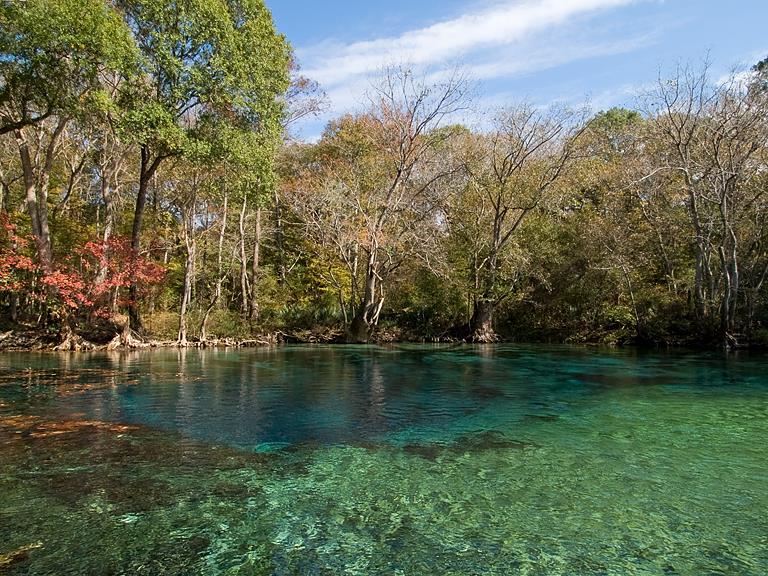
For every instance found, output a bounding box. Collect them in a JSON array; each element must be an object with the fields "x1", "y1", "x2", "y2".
[{"x1": 0, "y1": 345, "x2": 766, "y2": 575}]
